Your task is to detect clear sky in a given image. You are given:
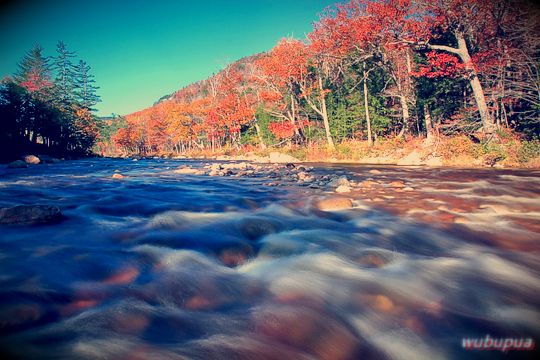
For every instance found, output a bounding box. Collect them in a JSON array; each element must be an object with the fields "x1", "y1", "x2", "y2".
[{"x1": 0, "y1": 0, "x2": 338, "y2": 117}]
